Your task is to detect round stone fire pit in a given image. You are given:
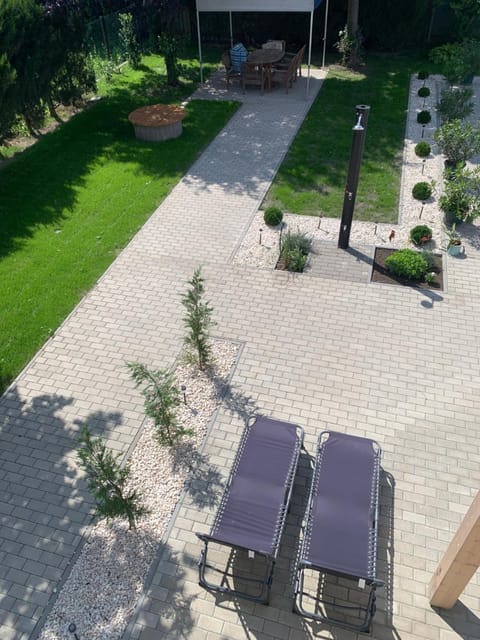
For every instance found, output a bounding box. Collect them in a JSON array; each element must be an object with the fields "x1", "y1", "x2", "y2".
[{"x1": 128, "y1": 104, "x2": 186, "y2": 142}]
